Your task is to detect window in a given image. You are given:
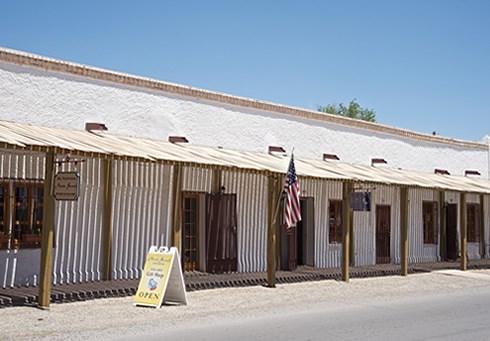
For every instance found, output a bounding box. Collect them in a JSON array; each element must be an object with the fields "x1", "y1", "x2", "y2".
[
  {"x1": 329, "y1": 200, "x2": 342, "y2": 244},
  {"x1": 0, "y1": 183, "x2": 8, "y2": 248},
  {"x1": 423, "y1": 201, "x2": 438, "y2": 244},
  {"x1": 0, "y1": 182, "x2": 44, "y2": 249},
  {"x1": 182, "y1": 193, "x2": 199, "y2": 271},
  {"x1": 467, "y1": 203, "x2": 481, "y2": 243}
]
